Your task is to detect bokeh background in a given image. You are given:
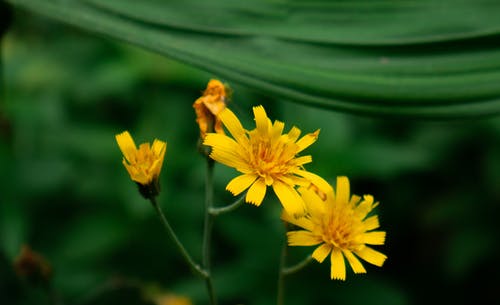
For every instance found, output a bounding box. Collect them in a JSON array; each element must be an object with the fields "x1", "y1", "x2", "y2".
[{"x1": 1, "y1": 5, "x2": 500, "y2": 305}]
